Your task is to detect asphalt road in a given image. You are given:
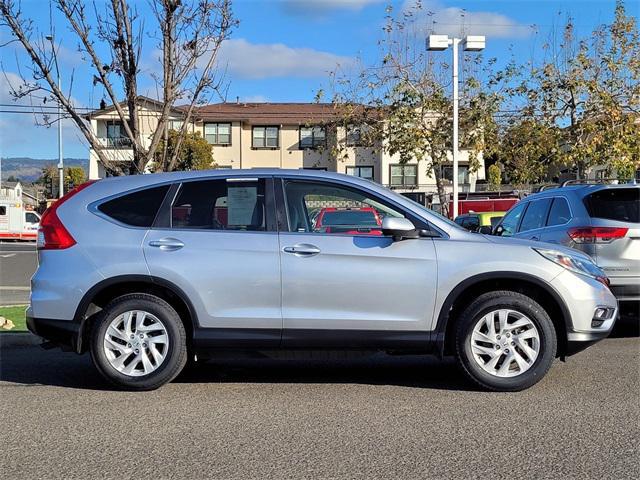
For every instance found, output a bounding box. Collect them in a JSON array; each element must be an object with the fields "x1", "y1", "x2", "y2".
[
  {"x1": 1, "y1": 336, "x2": 638, "y2": 479},
  {"x1": 0, "y1": 242, "x2": 37, "y2": 305}
]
